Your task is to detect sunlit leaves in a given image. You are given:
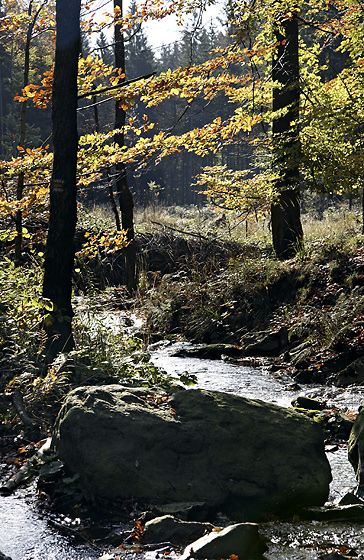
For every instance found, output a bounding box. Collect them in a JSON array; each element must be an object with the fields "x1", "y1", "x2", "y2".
[
  {"x1": 195, "y1": 165, "x2": 274, "y2": 220},
  {"x1": 299, "y1": 1, "x2": 364, "y2": 195},
  {"x1": 76, "y1": 229, "x2": 129, "y2": 260},
  {"x1": 6, "y1": 0, "x2": 364, "y2": 241}
]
